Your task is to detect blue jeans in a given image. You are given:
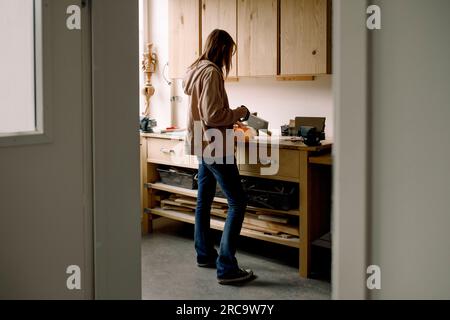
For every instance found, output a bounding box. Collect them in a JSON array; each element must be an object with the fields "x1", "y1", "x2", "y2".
[{"x1": 195, "y1": 158, "x2": 247, "y2": 278}]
